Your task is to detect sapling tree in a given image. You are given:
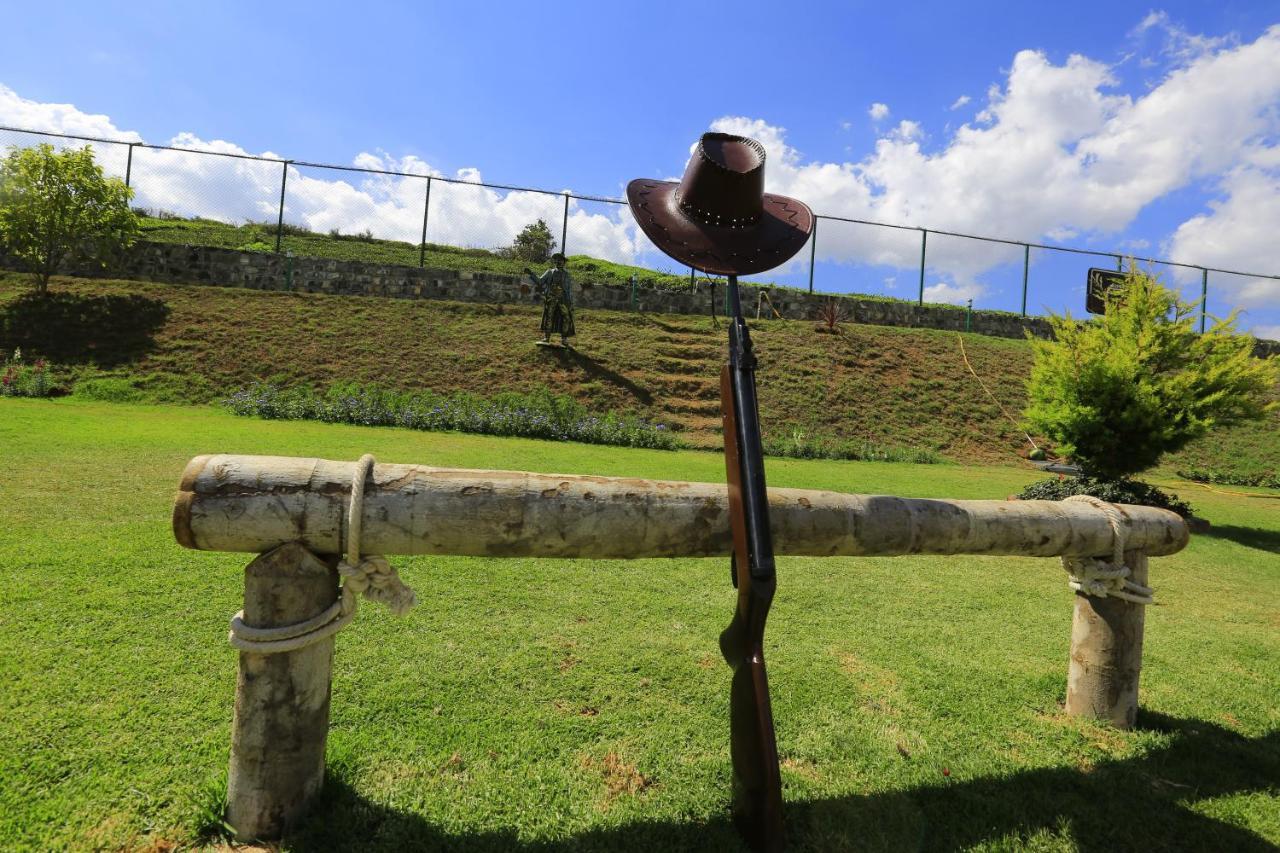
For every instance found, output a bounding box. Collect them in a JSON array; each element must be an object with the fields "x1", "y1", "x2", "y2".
[
  {"x1": 0, "y1": 143, "x2": 138, "y2": 295},
  {"x1": 509, "y1": 218, "x2": 555, "y2": 263},
  {"x1": 1022, "y1": 268, "x2": 1278, "y2": 481}
]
